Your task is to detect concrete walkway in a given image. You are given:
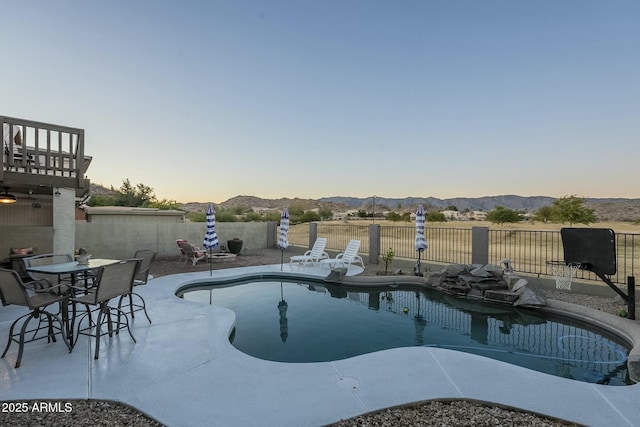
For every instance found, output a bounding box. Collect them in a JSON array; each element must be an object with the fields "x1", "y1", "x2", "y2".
[{"x1": 1, "y1": 258, "x2": 639, "y2": 426}]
